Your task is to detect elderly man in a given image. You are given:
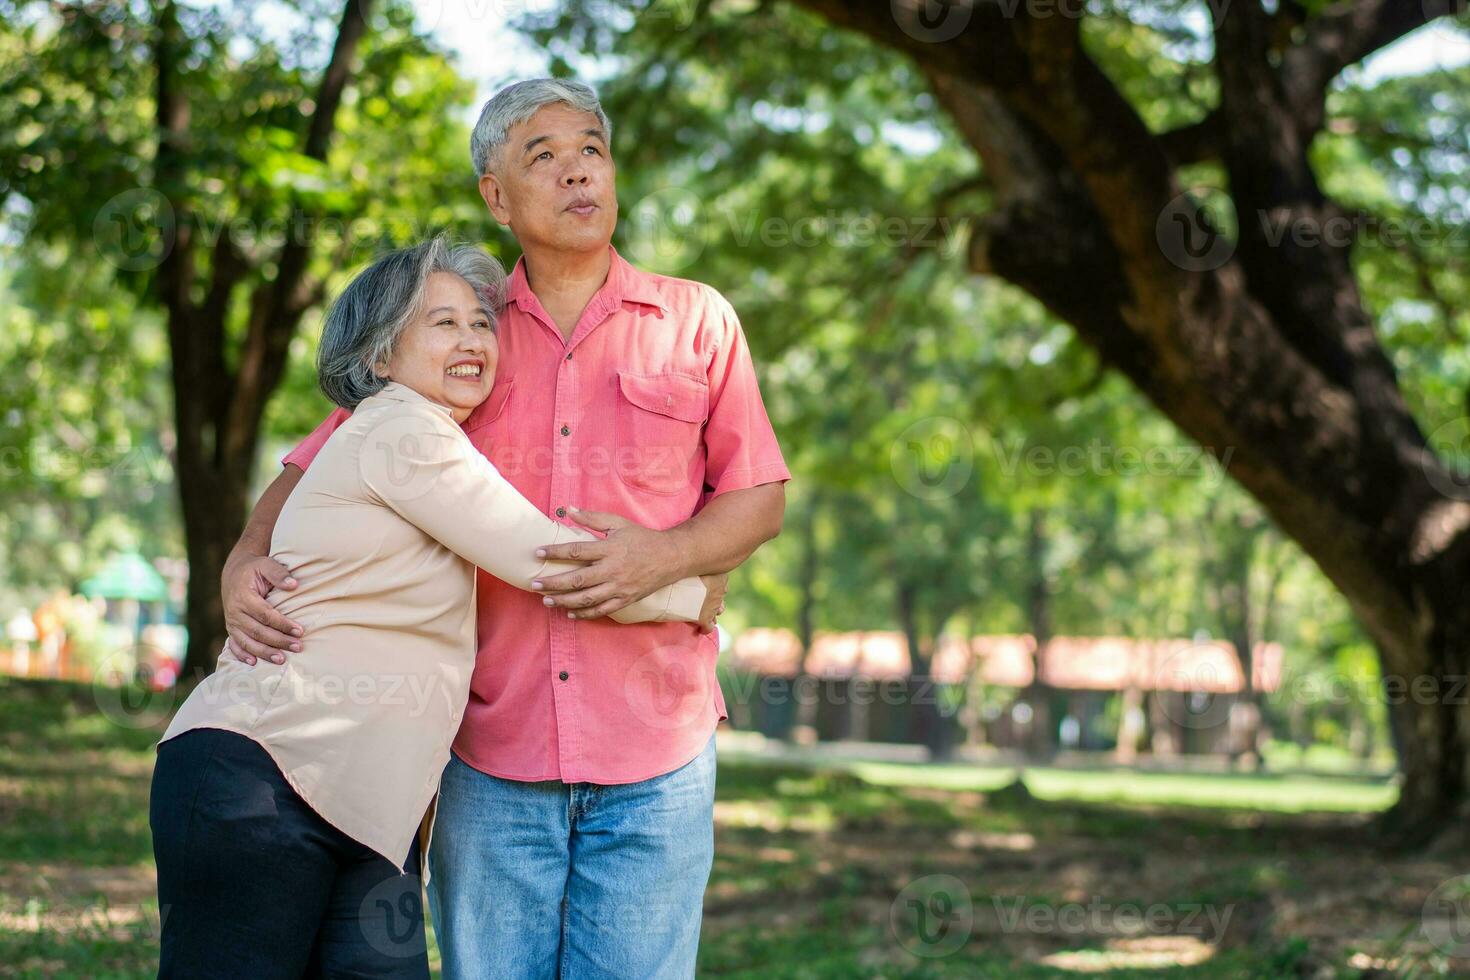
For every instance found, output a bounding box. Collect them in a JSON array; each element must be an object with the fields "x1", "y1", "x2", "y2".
[{"x1": 219, "y1": 78, "x2": 789, "y2": 977}]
